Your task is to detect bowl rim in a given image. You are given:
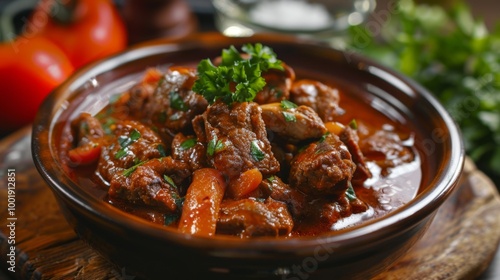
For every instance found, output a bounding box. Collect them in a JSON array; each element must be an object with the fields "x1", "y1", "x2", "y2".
[{"x1": 31, "y1": 32, "x2": 465, "y2": 253}]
